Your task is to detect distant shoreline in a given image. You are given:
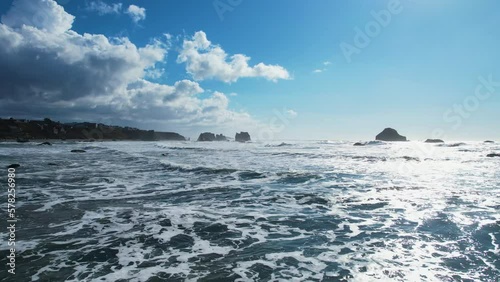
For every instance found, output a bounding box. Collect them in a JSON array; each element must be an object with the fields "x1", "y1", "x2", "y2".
[
  {"x1": 0, "y1": 118, "x2": 186, "y2": 141},
  {"x1": 0, "y1": 138, "x2": 187, "y2": 143}
]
